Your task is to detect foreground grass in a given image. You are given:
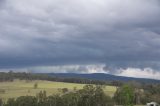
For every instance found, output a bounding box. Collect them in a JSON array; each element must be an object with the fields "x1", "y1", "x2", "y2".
[{"x1": 0, "y1": 79, "x2": 117, "y2": 101}]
